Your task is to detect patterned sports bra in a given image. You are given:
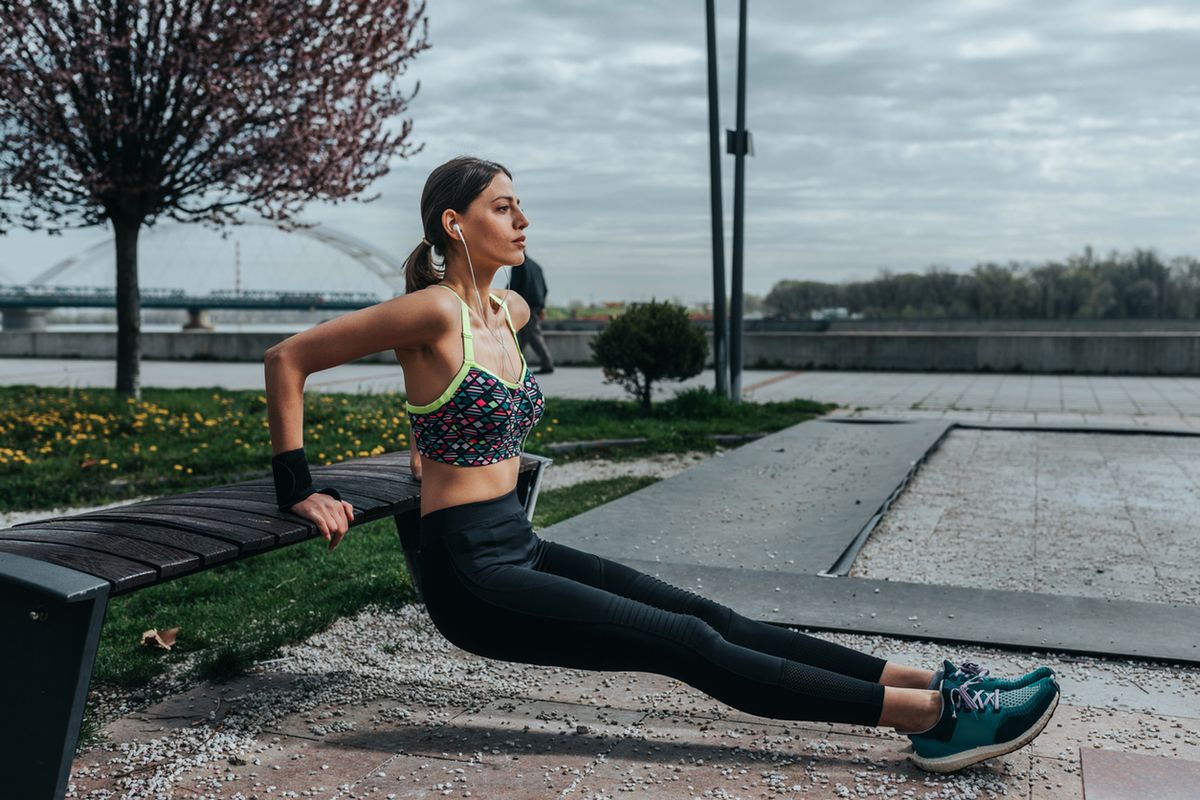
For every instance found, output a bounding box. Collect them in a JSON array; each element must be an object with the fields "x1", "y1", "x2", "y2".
[{"x1": 405, "y1": 284, "x2": 545, "y2": 466}]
